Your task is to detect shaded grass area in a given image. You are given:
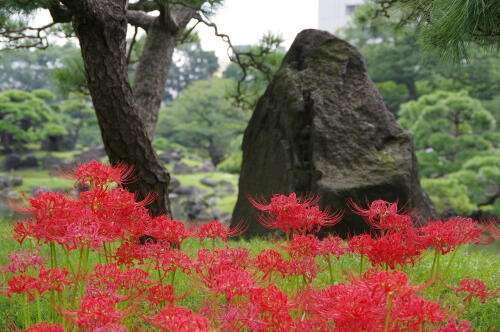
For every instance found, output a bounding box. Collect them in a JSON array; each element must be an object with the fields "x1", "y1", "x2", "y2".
[
  {"x1": 0, "y1": 220, "x2": 498, "y2": 331},
  {"x1": 1, "y1": 157, "x2": 239, "y2": 215},
  {"x1": 1, "y1": 169, "x2": 74, "y2": 193}
]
